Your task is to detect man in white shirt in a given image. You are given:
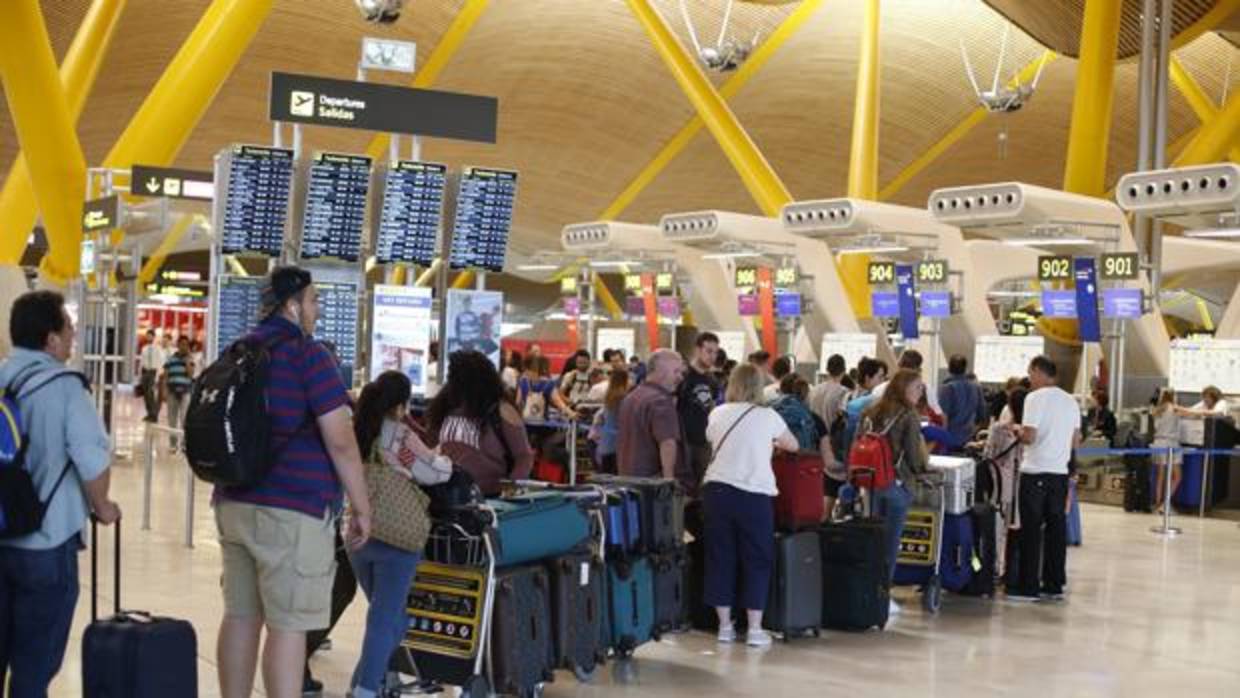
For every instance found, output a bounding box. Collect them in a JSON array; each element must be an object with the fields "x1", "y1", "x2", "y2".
[
  {"x1": 1009, "y1": 355, "x2": 1081, "y2": 602},
  {"x1": 138, "y1": 329, "x2": 165, "y2": 422}
]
